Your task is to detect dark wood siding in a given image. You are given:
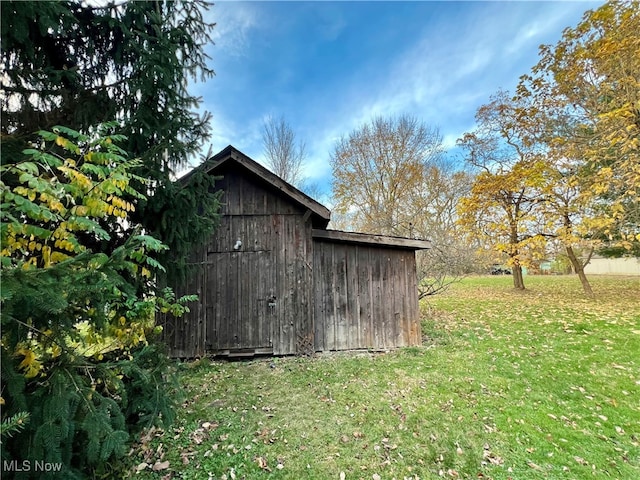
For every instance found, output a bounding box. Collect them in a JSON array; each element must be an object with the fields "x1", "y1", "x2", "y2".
[
  {"x1": 162, "y1": 247, "x2": 206, "y2": 358},
  {"x1": 163, "y1": 151, "x2": 424, "y2": 358},
  {"x1": 163, "y1": 164, "x2": 314, "y2": 357},
  {"x1": 313, "y1": 240, "x2": 421, "y2": 352}
]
